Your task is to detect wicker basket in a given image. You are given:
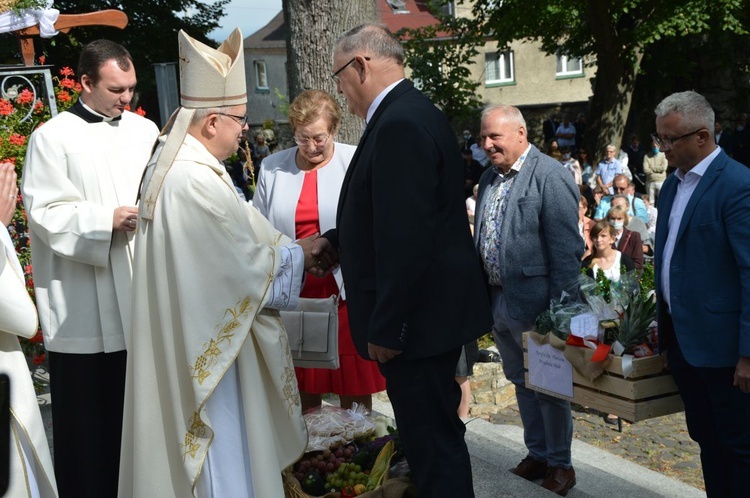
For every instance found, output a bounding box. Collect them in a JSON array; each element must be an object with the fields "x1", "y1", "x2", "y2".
[{"x1": 284, "y1": 445, "x2": 415, "y2": 498}]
